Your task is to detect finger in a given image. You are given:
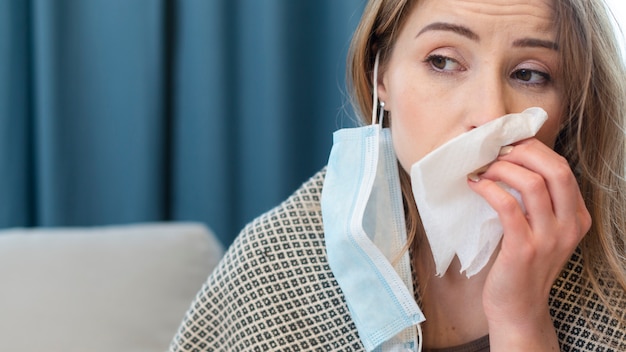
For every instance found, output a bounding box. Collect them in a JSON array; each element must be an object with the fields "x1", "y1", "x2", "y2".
[
  {"x1": 478, "y1": 160, "x2": 554, "y2": 231},
  {"x1": 497, "y1": 139, "x2": 584, "y2": 221},
  {"x1": 496, "y1": 139, "x2": 591, "y2": 239},
  {"x1": 466, "y1": 176, "x2": 531, "y2": 242}
]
